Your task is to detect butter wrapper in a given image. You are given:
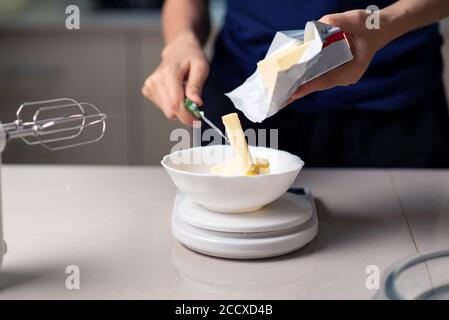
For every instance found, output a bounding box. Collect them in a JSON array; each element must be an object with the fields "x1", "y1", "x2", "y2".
[{"x1": 225, "y1": 21, "x2": 353, "y2": 123}]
